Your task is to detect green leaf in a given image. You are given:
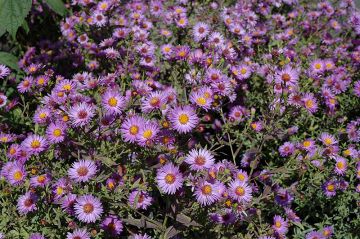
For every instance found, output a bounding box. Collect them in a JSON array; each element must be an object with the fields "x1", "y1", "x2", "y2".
[
  {"x1": 45, "y1": 0, "x2": 67, "y2": 16},
  {"x1": 0, "y1": 52, "x2": 19, "y2": 71},
  {"x1": 0, "y1": 0, "x2": 32, "y2": 38}
]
